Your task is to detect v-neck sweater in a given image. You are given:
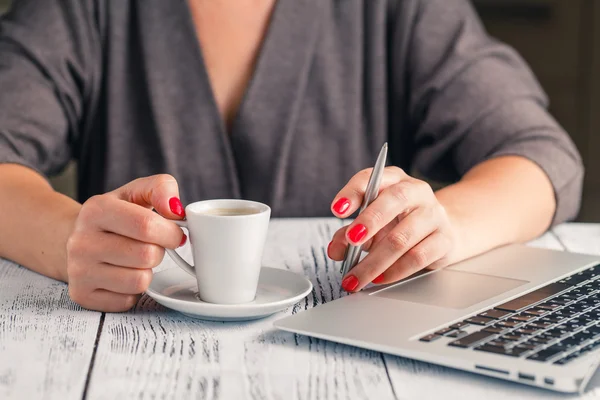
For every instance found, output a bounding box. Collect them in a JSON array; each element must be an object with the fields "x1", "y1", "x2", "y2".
[{"x1": 0, "y1": 0, "x2": 583, "y2": 223}]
